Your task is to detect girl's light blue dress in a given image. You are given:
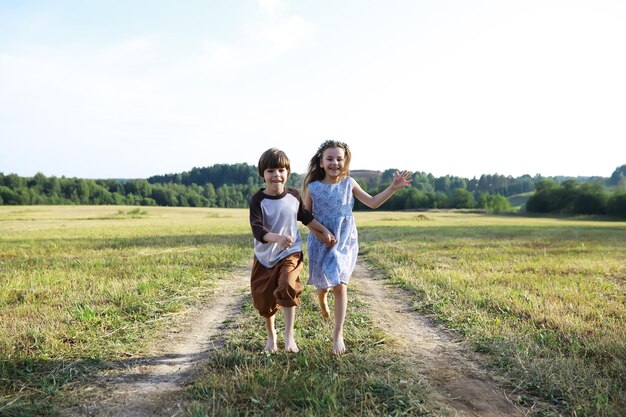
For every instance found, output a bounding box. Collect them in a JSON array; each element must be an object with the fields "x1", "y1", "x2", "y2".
[{"x1": 307, "y1": 177, "x2": 358, "y2": 290}]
